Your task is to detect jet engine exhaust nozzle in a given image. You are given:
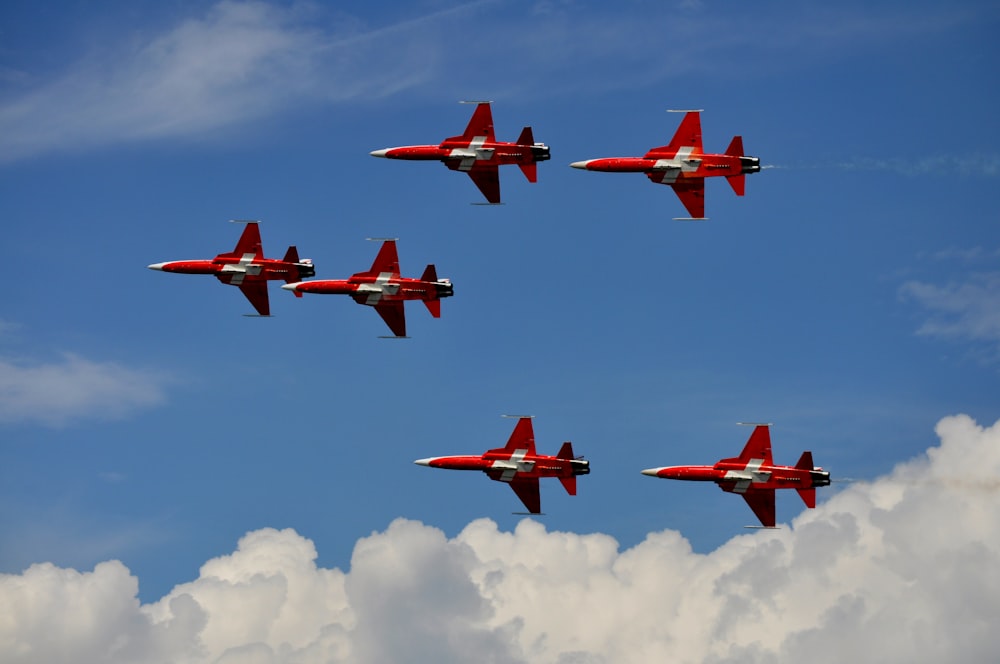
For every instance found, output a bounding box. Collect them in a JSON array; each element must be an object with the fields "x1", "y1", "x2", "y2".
[{"x1": 740, "y1": 156, "x2": 761, "y2": 174}]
